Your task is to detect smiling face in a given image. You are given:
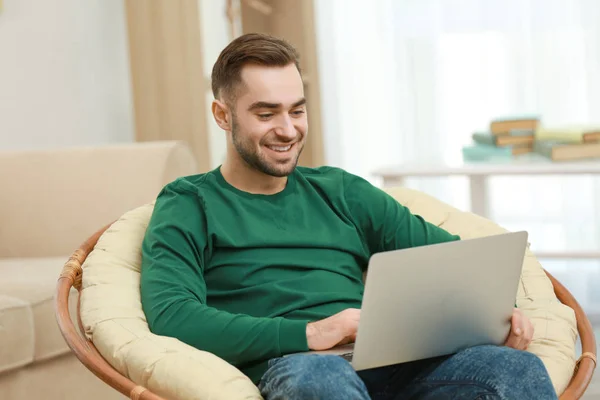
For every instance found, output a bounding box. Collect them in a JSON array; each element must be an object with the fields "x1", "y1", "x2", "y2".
[{"x1": 227, "y1": 63, "x2": 307, "y2": 177}]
